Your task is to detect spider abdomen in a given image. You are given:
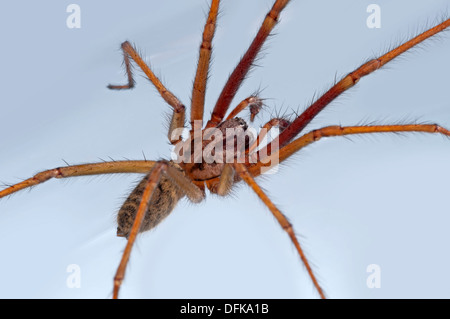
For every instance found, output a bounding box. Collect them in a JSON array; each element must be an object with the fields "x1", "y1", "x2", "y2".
[{"x1": 116, "y1": 168, "x2": 185, "y2": 238}]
